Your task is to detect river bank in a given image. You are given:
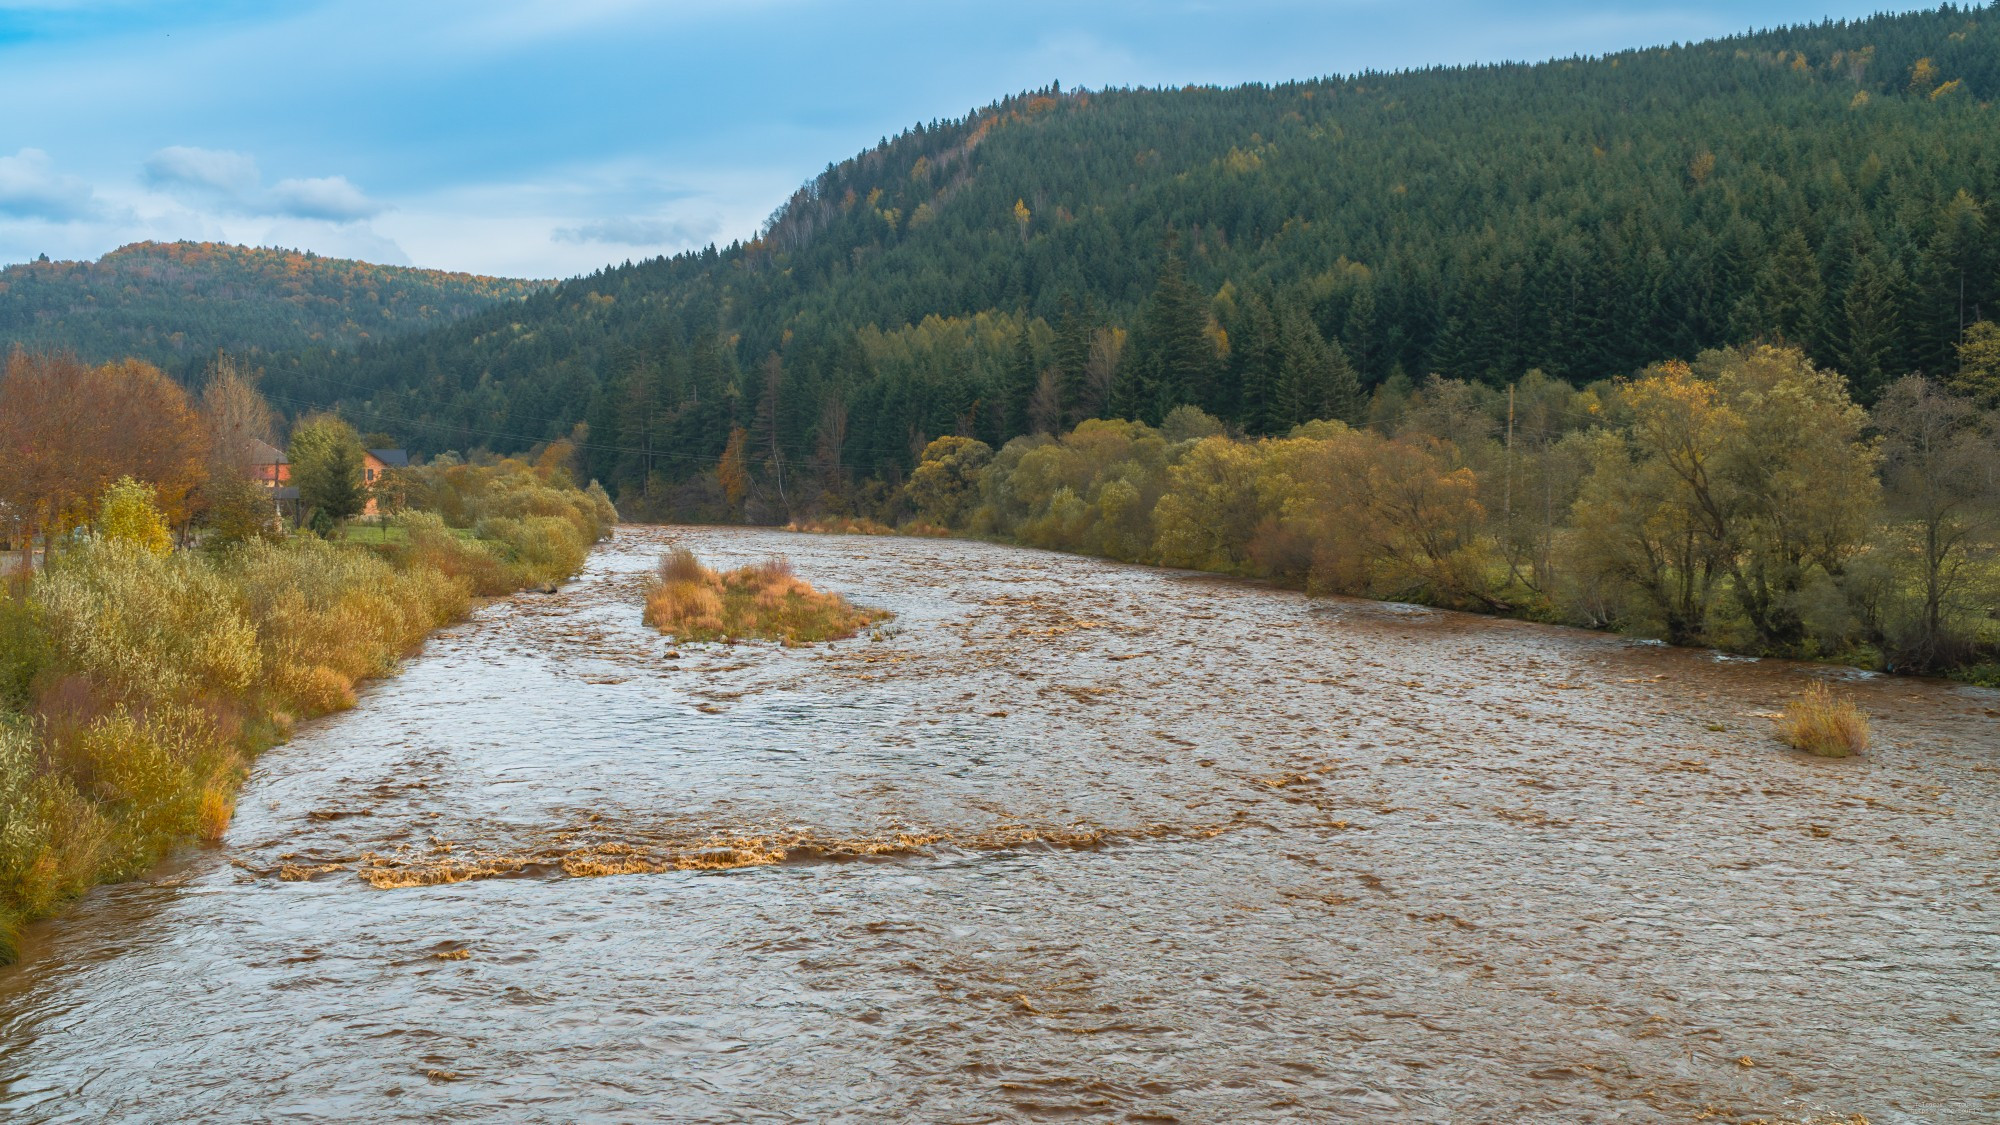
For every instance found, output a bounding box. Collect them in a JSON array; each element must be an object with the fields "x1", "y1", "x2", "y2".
[
  {"x1": 1, "y1": 524, "x2": 1993, "y2": 1122},
  {"x1": 0, "y1": 457, "x2": 616, "y2": 958}
]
